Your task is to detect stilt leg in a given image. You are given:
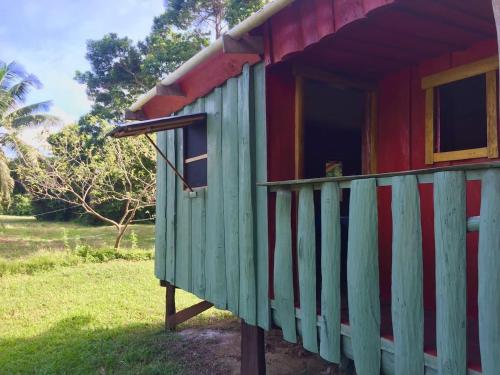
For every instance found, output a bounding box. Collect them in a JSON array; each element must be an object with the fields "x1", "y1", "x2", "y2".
[
  {"x1": 165, "y1": 282, "x2": 176, "y2": 331},
  {"x1": 241, "y1": 320, "x2": 266, "y2": 375}
]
